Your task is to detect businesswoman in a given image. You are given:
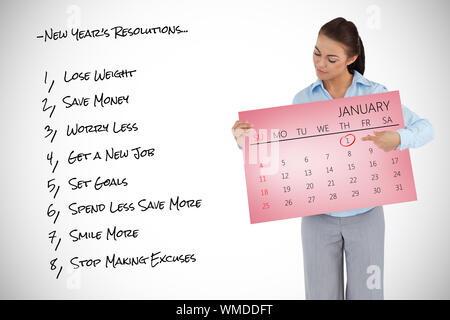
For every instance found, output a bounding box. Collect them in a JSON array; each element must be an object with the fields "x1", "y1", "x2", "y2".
[{"x1": 232, "y1": 17, "x2": 434, "y2": 299}]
